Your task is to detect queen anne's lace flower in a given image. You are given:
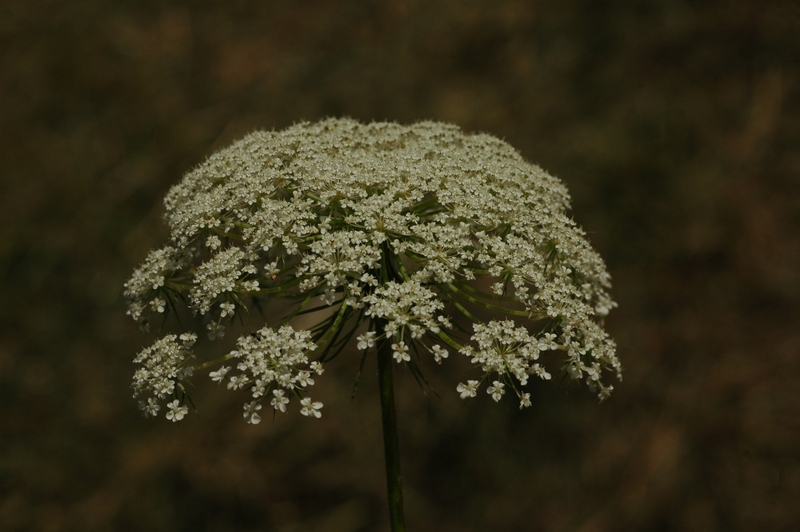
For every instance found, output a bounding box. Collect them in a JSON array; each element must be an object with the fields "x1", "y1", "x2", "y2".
[{"x1": 125, "y1": 118, "x2": 620, "y2": 422}]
